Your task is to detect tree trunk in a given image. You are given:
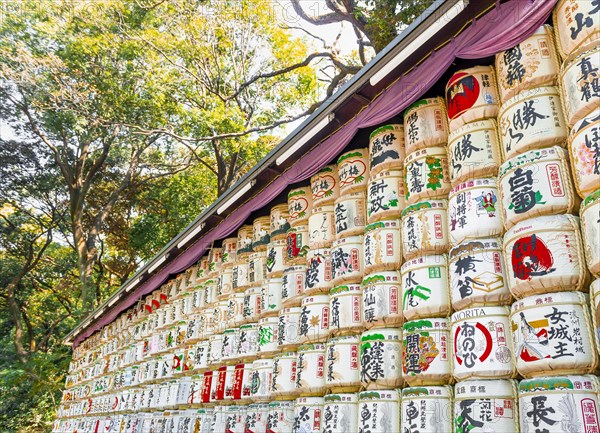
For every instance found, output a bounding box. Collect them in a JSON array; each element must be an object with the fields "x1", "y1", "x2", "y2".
[{"x1": 6, "y1": 280, "x2": 28, "y2": 364}]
